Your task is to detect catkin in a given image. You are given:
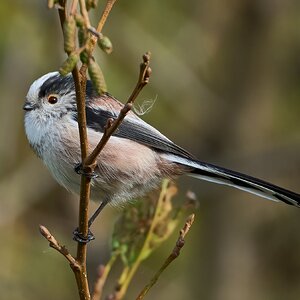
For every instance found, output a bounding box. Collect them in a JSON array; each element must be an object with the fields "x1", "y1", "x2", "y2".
[
  {"x1": 63, "y1": 16, "x2": 76, "y2": 53},
  {"x1": 59, "y1": 52, "x2": 79, "y2": 76},
  {"x1": 97, "y1": 35, "x2": 113, "y2": 54},
  {"x1": 88, "y1": 59, "x2": 107, "y2": 94},
  {"x1": 75, "y1": 14, "x2": 85, "y2": 28},
  {"x1": 78, "y1": 27, "x2": 87, "y2": 47},
  {"x1": 80, "y1": 50, "x2": 89, "y2": 64}
]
